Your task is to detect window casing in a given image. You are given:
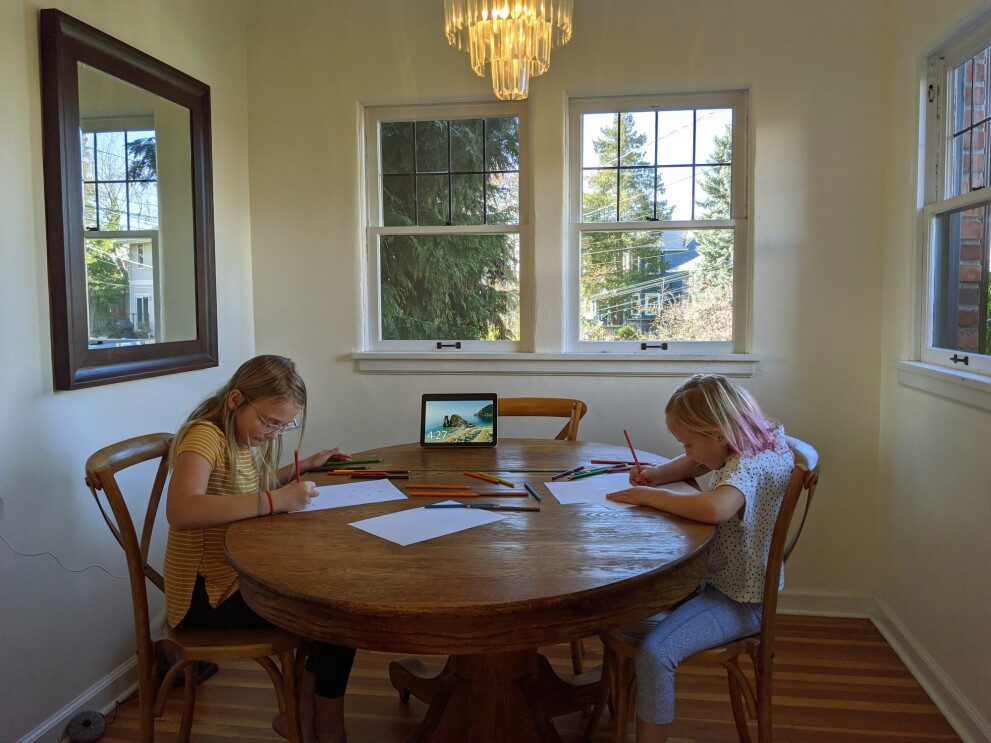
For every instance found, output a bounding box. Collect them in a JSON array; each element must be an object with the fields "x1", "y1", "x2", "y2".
[
  {"x1": 568, "y1": 92, "x2": 750, "y2": 354},
  {"x1": 922, "y1": 34, "x2": 991, "y2": 376},
  {"x1": 363, "y1": 103, "x2": 528, "y2": 352}
]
